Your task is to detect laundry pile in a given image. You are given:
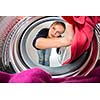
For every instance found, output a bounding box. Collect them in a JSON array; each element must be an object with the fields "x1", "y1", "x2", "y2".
[{"x1": 0, "y1": 60, "x2": 100, "y2": 83}]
